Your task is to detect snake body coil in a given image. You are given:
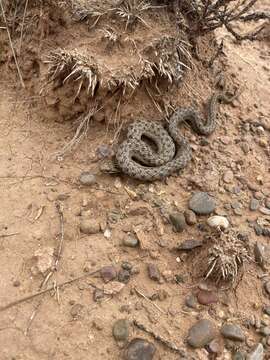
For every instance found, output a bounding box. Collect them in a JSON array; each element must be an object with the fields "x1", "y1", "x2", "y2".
[{"x1": 100, "y1": 93, "x2": 235, "y2": 181}]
